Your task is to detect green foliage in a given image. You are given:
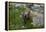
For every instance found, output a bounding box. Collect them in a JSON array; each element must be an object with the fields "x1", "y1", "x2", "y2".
[{"x1": 9, "y1": 5, "x2": 27, "y2": 30}]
